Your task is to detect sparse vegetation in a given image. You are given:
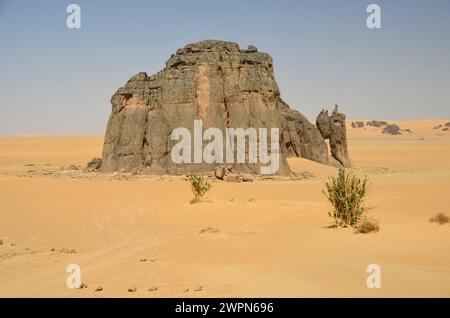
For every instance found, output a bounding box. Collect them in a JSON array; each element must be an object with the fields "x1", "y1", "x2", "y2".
[
  {"x1": 429, "y1": 212, "x2": 449, "y2": 225},
  {"x1": 188, "y1": 174, "x2": 212, "y2": 203},
  {"x1": 355, "y1": 218, "x2": 379, "y2": 234},
  {"x1": 323, "y1": 168, "x2": 368, "y2": 228}
]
